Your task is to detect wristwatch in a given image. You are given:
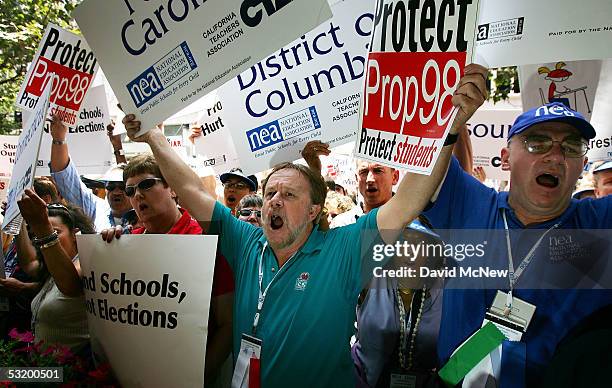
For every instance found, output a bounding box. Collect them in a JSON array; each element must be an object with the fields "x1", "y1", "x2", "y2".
[
  {"x1": 114, "y1": 149, "x2": 125, "y2": 156},
  {"x1": 52, "y1": 138, "x2": 67, "y2": 145},
  {"x1": 443, "y1": 133, "x2": 459, "y2": 146}
]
